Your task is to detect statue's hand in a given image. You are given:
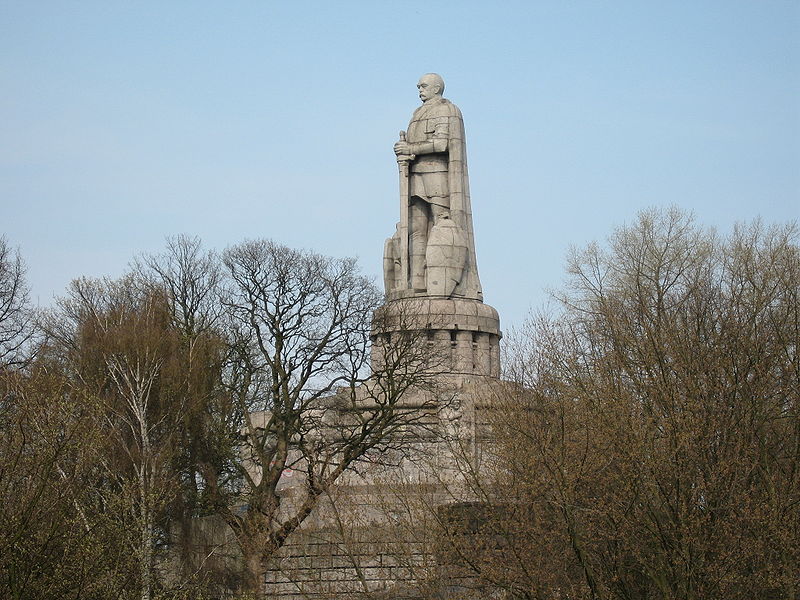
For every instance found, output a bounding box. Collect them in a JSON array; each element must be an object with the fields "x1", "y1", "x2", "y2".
[{"x1": 393, "y1": 141, "x2": 412, "y2": 156}]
